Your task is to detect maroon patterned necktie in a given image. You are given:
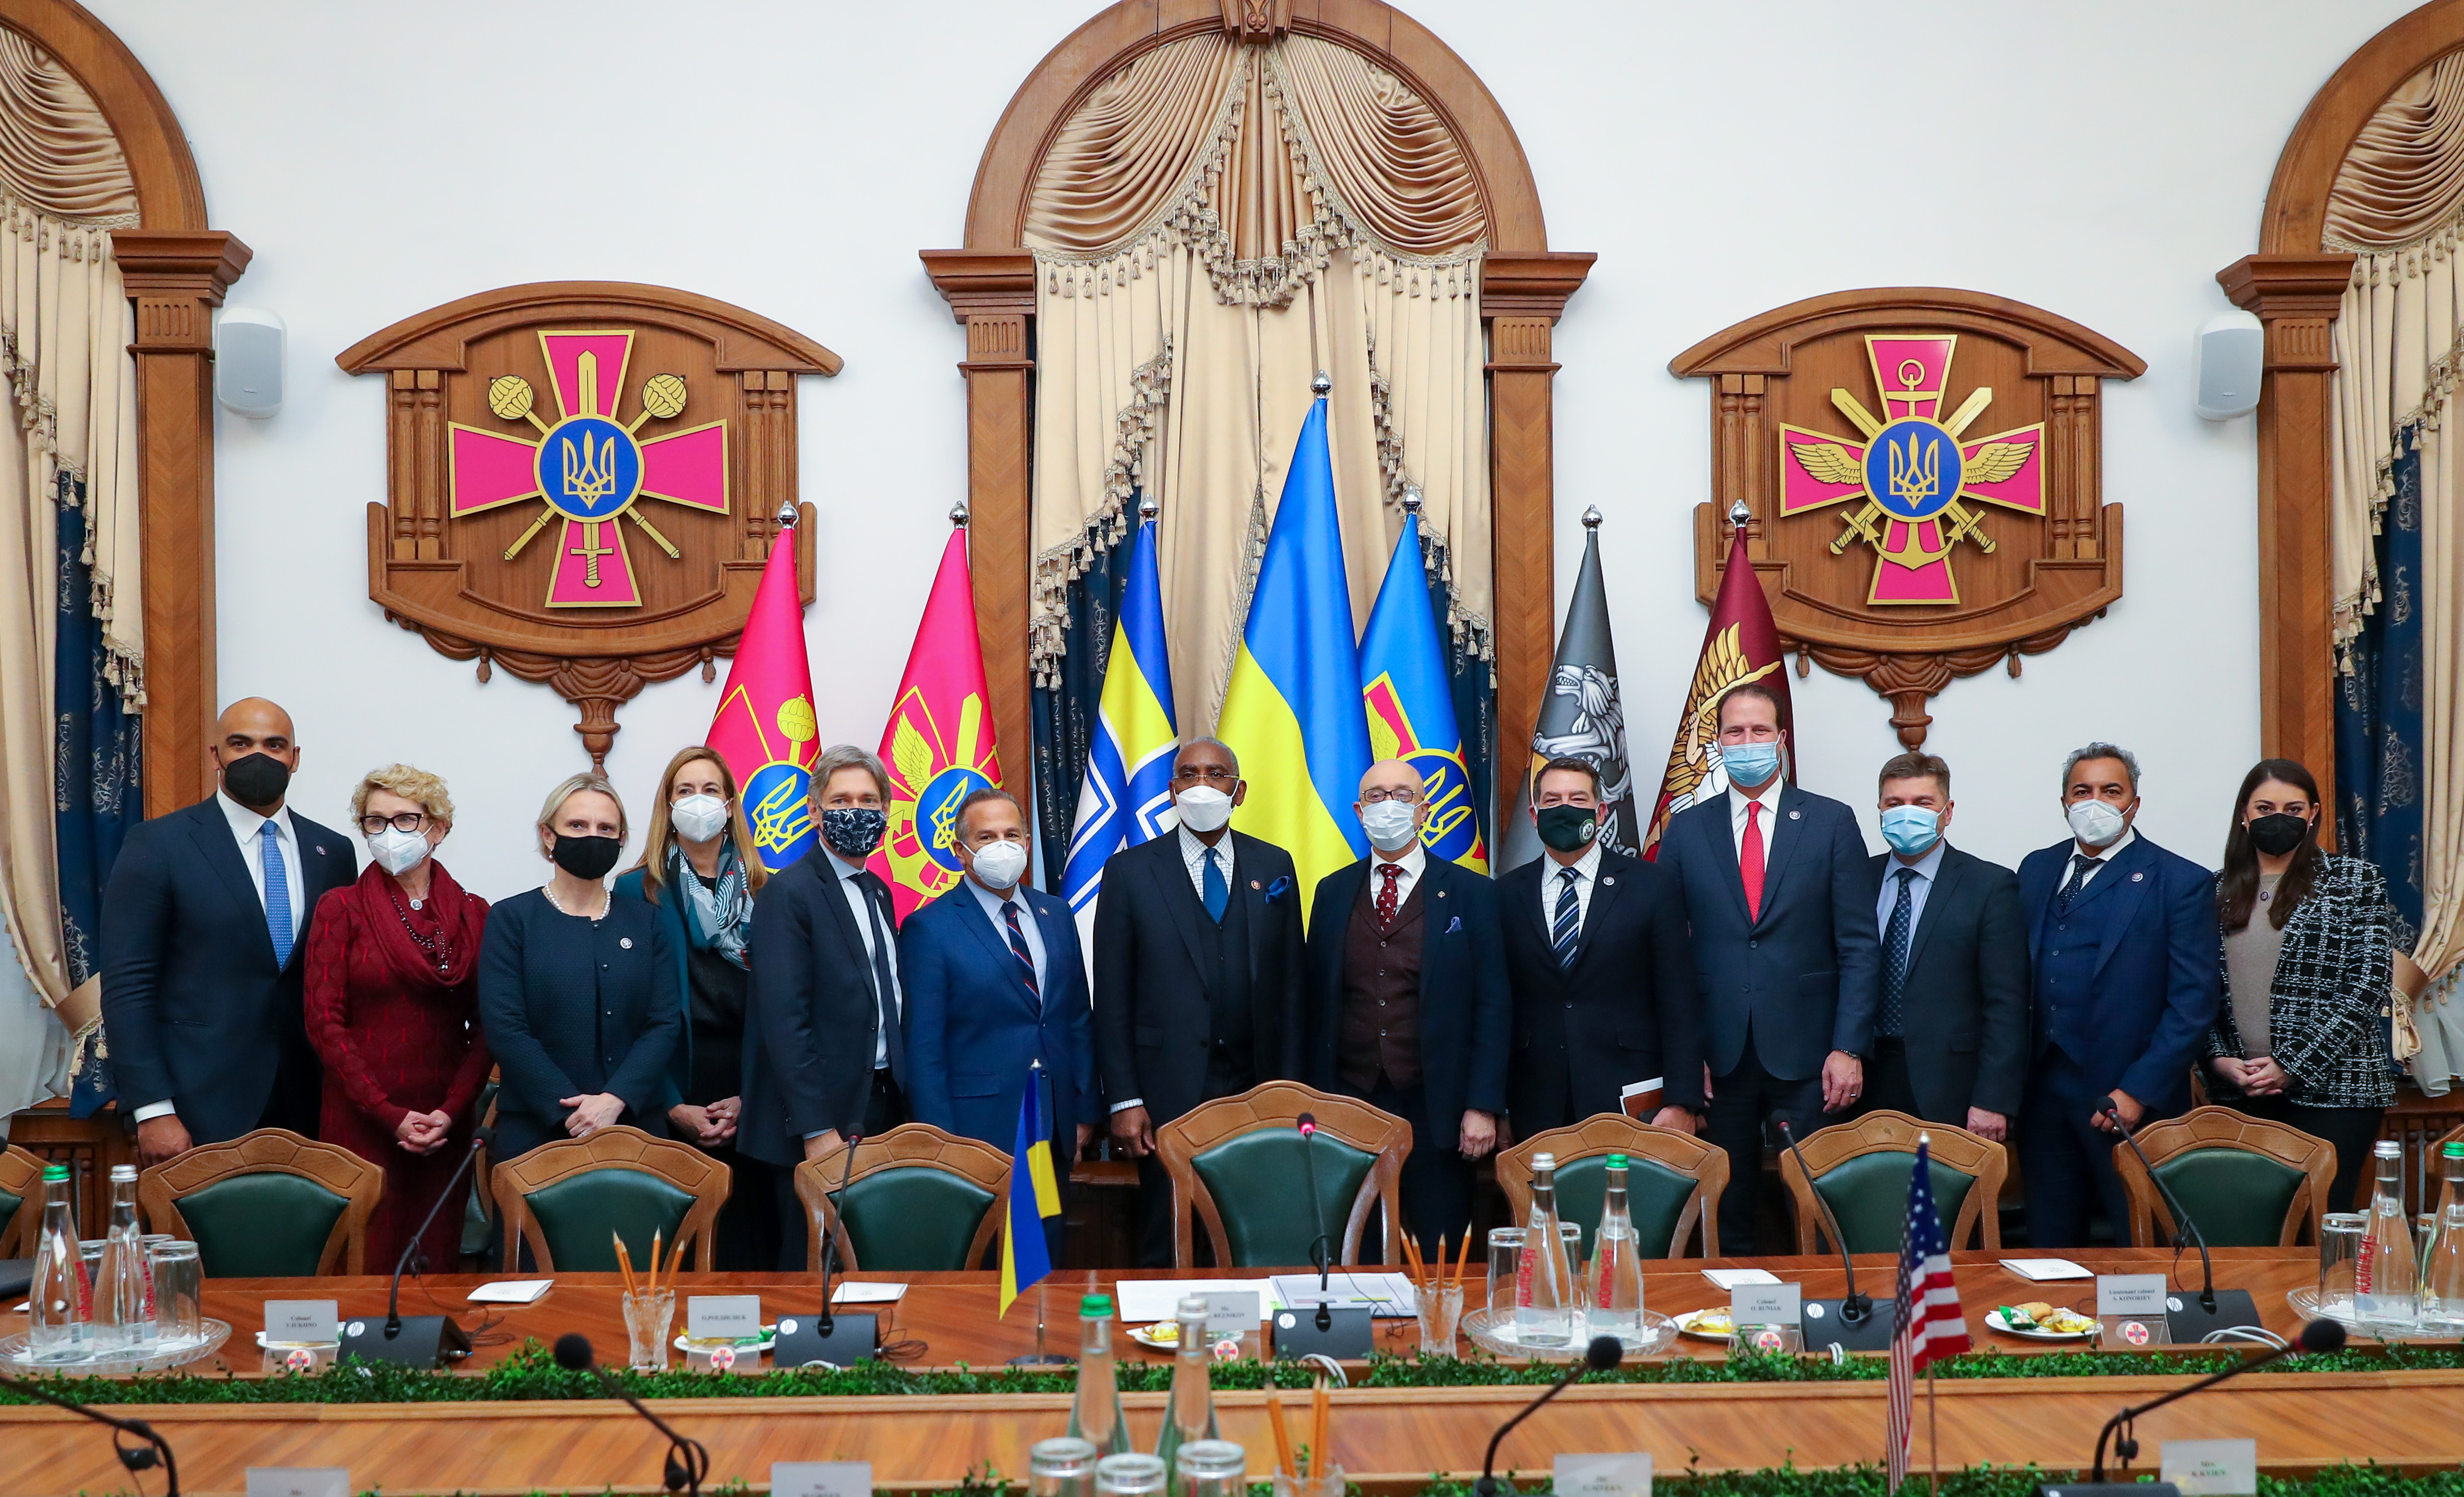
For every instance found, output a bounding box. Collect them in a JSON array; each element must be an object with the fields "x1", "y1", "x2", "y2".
[{"x1": 1376, "y1": 862, "x2": 1403, "y2": 928}]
